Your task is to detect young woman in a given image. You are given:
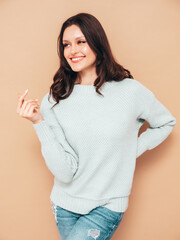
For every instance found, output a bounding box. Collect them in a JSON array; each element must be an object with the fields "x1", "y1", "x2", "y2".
[{"x1": 17, "y1": 12, "x2": 176, "y2": 240}]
